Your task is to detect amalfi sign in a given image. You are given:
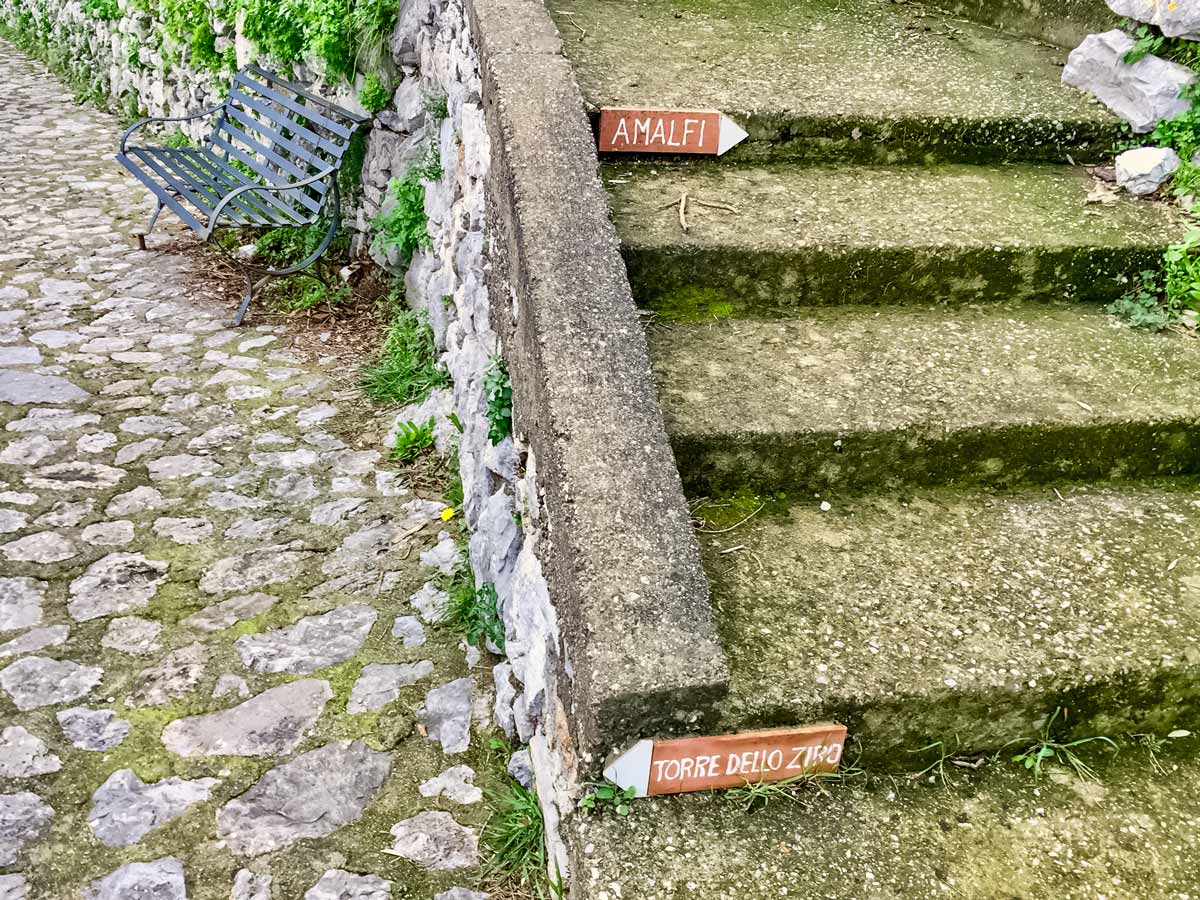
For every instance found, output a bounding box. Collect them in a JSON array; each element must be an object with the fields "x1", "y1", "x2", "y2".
[
  {"x1": 604, "y1": 724, "x2": 848, "y2": 797},
  {"x1": 598, "y1": 108, "x2": 748, "y2": 156}
]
